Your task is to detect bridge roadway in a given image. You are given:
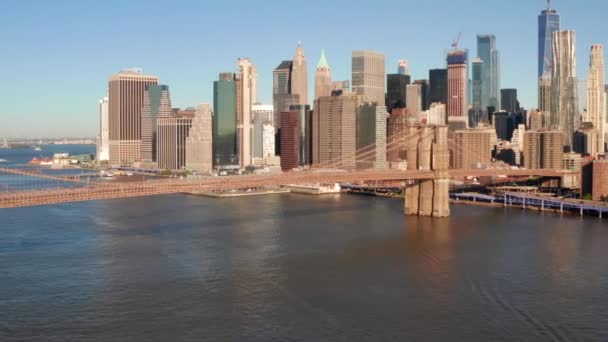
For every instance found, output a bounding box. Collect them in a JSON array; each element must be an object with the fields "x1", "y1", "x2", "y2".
[{"x1": 0, "y1": 168, "x2": 565, "y2": 209}]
